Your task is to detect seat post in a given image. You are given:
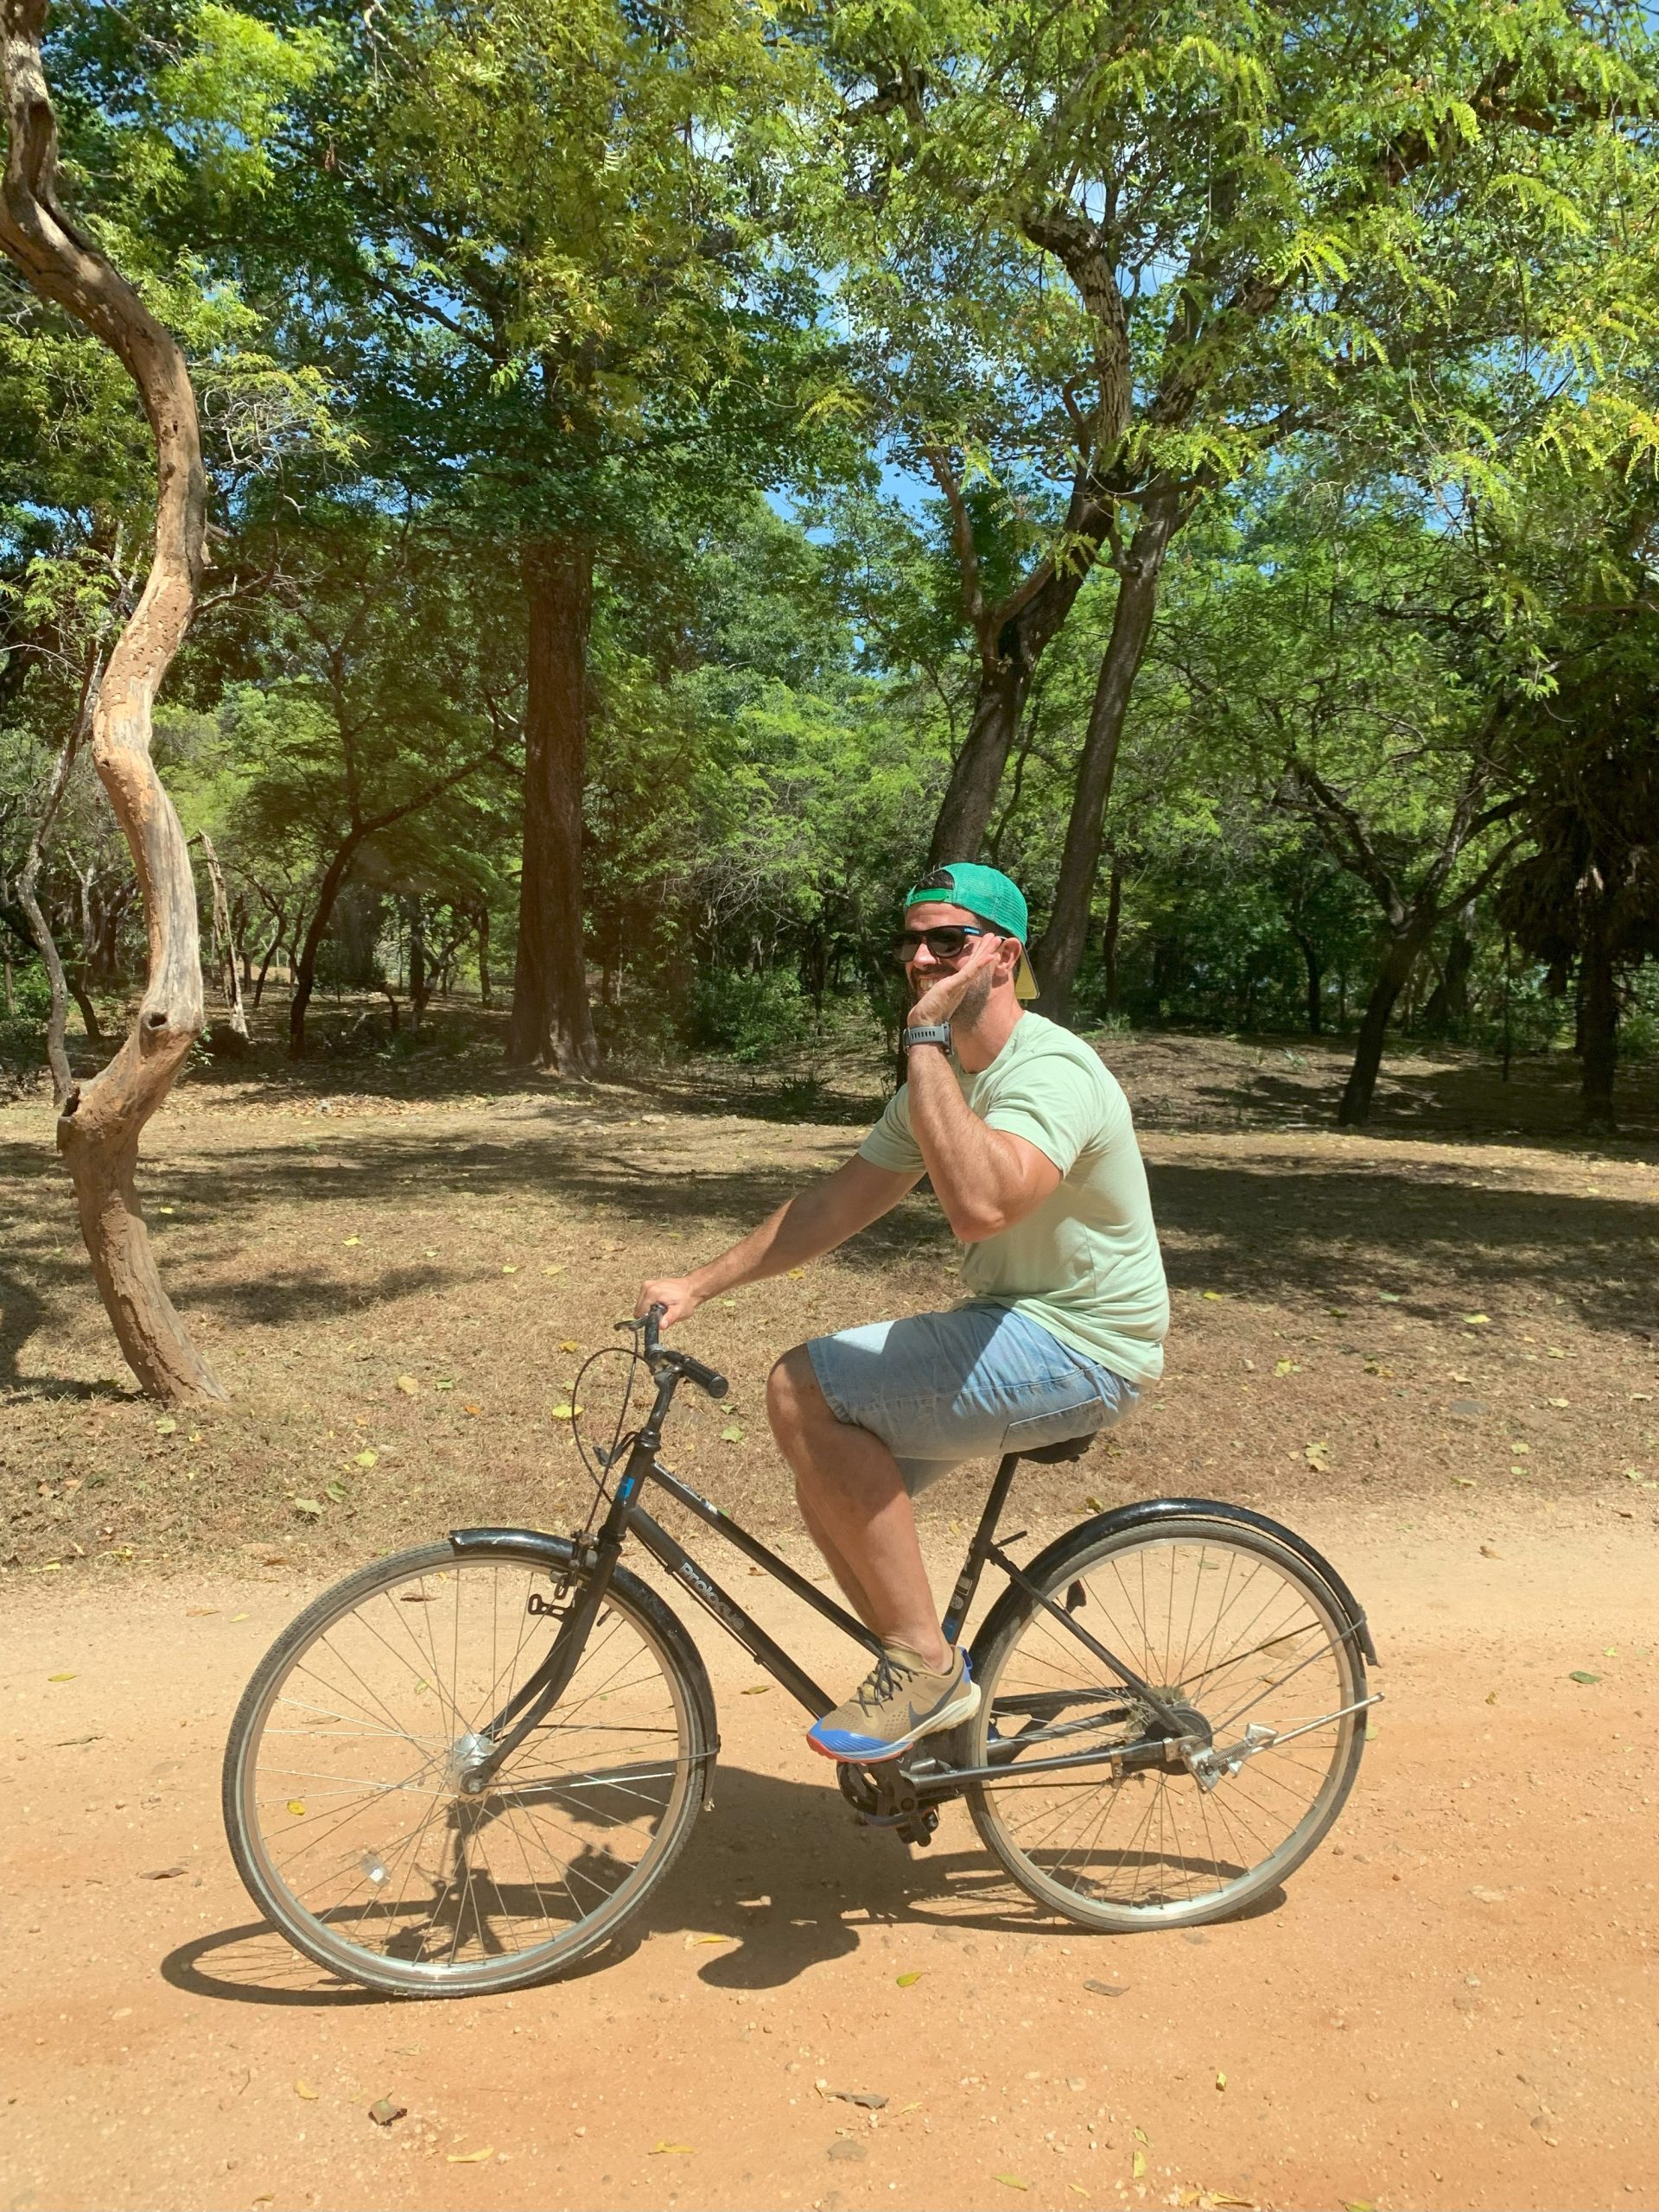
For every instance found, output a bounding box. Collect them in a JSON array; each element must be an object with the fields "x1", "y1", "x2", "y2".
[{"x1": 942, "y1": 1451, "x2": 1023, "y2": 1648}]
